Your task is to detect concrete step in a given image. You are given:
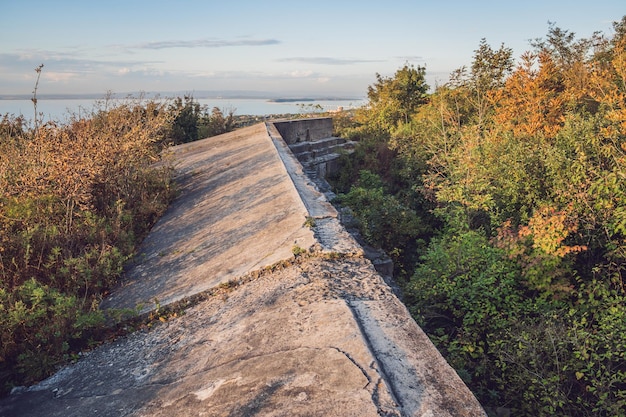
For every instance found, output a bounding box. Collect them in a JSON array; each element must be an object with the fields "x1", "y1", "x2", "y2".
[
  {"x1": 290, "y1": 140, "x2": 355, "y2": 163},
  {"x1": 288, "y1": 136, "x2": 346, "y2": 154}
]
